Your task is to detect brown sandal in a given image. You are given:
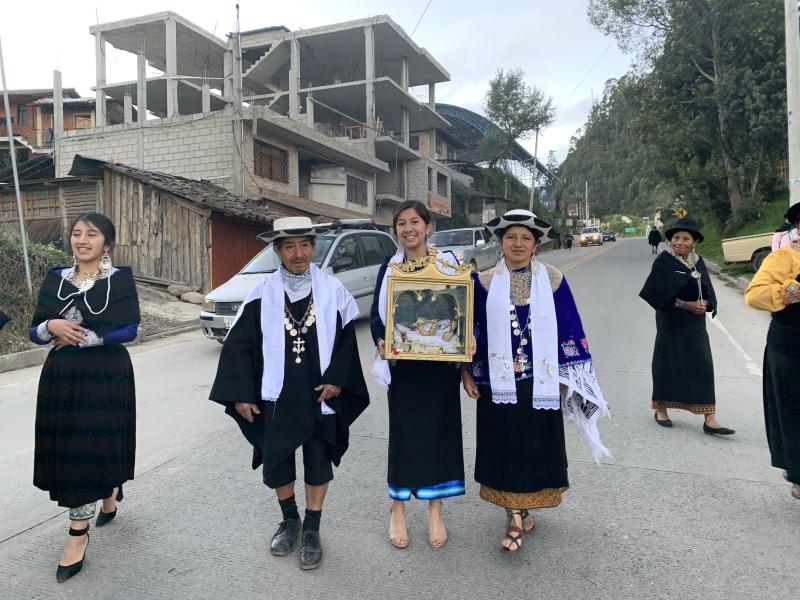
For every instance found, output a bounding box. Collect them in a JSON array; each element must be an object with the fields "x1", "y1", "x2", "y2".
[
  {"x1": 520, "y1": 509, "x2": 535, "y2": 534},
  {"x1": 502, "y1": 510, "x2": 524, "y2": 552}
]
